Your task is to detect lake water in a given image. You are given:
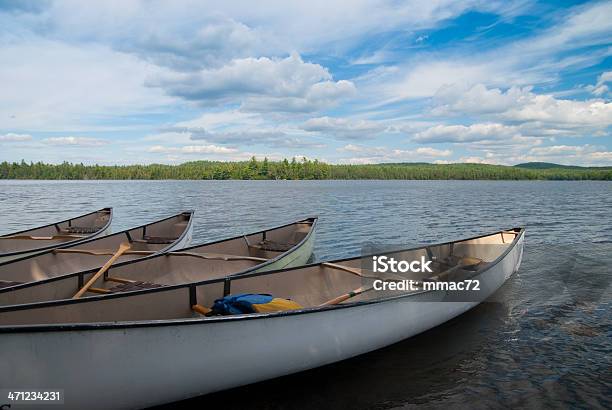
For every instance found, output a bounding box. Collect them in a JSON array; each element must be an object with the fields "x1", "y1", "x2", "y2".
[{"x1": 0, "y1": 180, "x2": 610, "y2": 409}]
